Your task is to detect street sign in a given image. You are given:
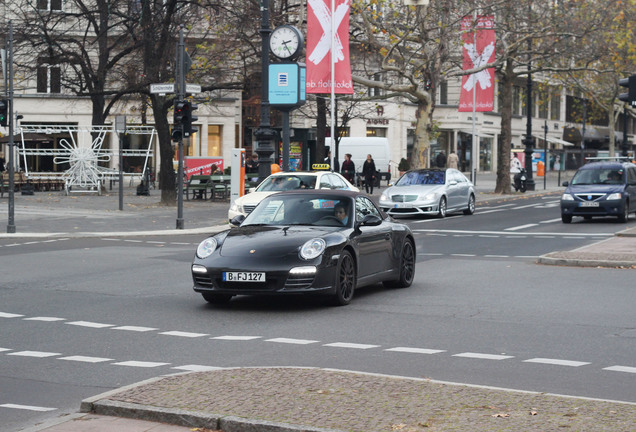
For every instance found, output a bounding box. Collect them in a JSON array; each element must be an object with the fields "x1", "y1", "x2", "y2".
[
  {"x1": 150, "y1": 83, "x2": 175, "y2": 94},
  {"x1": 186, "y1": 84, "x2": 201, "y2": 94},
  {"x1": 150, "y1": 83, "x2": 201, "y2": 94}
]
